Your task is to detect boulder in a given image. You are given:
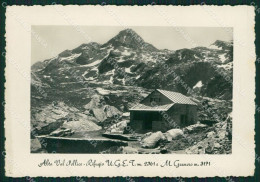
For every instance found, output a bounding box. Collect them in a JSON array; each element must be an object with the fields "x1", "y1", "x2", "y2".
[
  {"x1": 217, "y1": 130, "x2": 227, "y2": 139},
  {"x1": 111, "y1": 129, "x2": 117, "y2": 133},
  {"x1": 141, "y1": 131, "x2": 166, "y2": 148},
  {"x1": 33, "y1": 119, "x2": 64, "y2": 136},
  {"x1": 63, "y1": 120, "x2": 101, "y2": 132},
  {"x1": 31, "y1": 138, "x2": 43, "y2": 153},
  {"x1": 31, "y1": 101, "x2": 81, "y2": 135},
  {"x1": 165, "y1": 129, "x2": 184, "y2": 141},
  {"x1": 84, "y1": 95, "x2": 102, "y2": 109},
  {"x1": 142, "y1": 132, "x2": 152, "y2": 138},
  {"x1": 164, "y1": 133, "x2": 172, "y2": 142},
  {"x1": 184, "y1": 123, "x2": 208, "y2": 134},
  {"x1": 49, "y1": 128, "x2": 74, "y2": 137},
  {"x1": 107, "y1": 120, "x2": 128, "y2": 133},
  {"x1": 104, "y1": 105, "x2": 121, "y2": 118},
  {"x1": 122, "y1": 147, "x2": 138, "y2": 154},
  {"x1": 206, "y1": 131, "x2": 215, "y2": 138},
  {"x1": 213, "y1": 142, "x2": 221, "y2": 149},
  {"x1": 92, "y1": 108, "x2": 107, "y2": 122},
  {"x1": 122, "y1": 112, "x2": 130, "y2": 117},
  {"x1": 185, "y1": 140, "x2": 210, "y2": 154},
  {"x1": 84, "y1": 95, "x2": 122, "y2": 123}
]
